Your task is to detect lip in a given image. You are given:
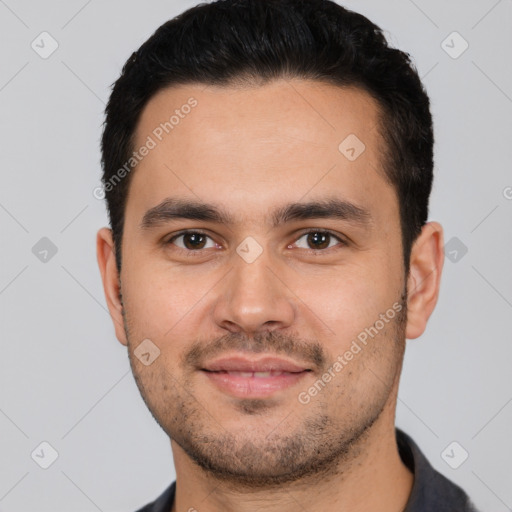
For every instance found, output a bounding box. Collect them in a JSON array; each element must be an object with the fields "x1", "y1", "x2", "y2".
[{"x1": 201, "y1": 355, "x2": 312, "y2": 398}]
